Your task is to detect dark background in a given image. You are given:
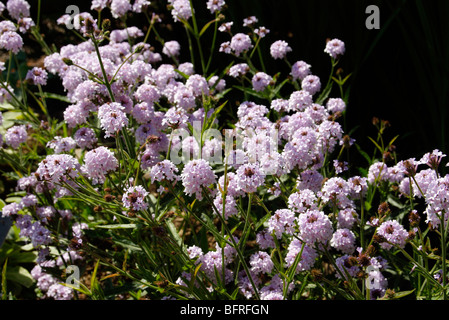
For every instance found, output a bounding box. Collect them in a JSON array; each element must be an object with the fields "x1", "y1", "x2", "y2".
[{"x1": 33, "y1": 0, "x2": 449, "y2": 161}]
